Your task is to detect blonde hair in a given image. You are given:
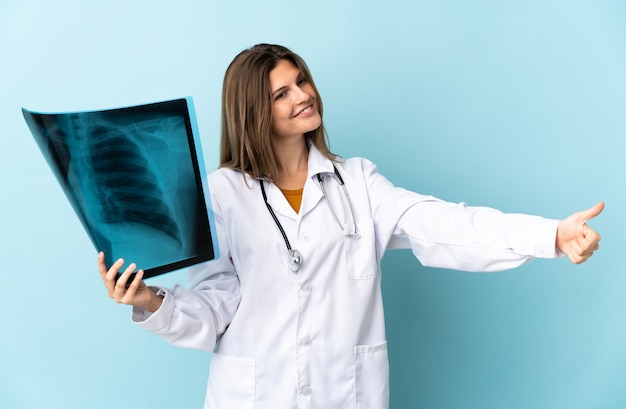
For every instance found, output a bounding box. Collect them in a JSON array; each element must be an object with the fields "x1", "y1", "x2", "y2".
[{"x1": 220, "y1": 44, "x2": 335, "y2": 181}]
